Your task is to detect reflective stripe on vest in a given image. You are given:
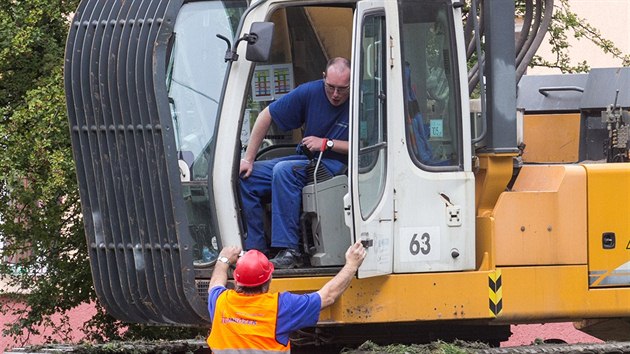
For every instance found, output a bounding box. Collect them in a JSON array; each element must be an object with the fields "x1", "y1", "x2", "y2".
[{"x1": 207, "y1": 290, "x2": 290, "y2": 353}]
